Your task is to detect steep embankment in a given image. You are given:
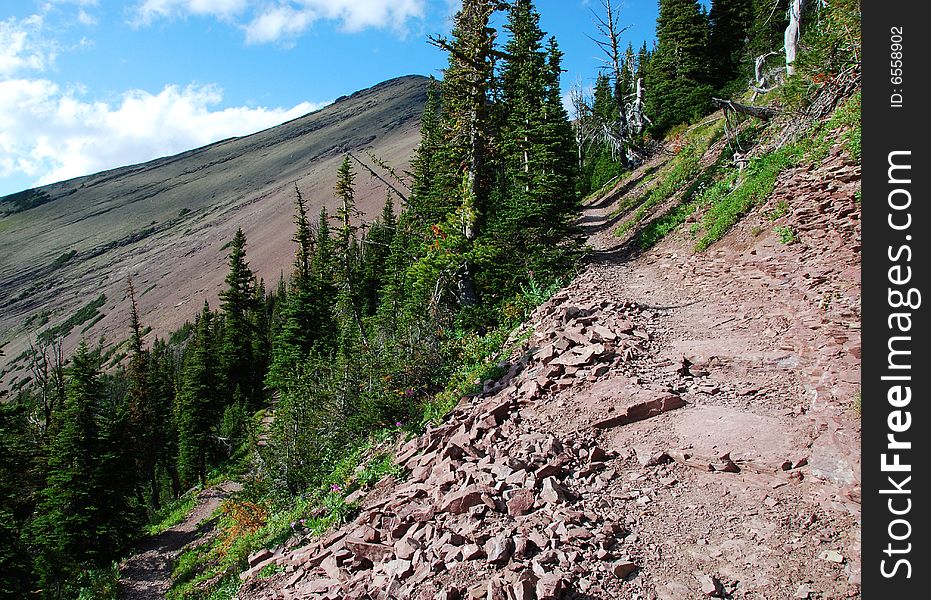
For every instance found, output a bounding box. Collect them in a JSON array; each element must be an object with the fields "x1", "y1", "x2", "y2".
[
  {"x1": 227, "y1": 87, "x2": 860, "y2": 599},
  {"x1": 0, "y1": 75, "x2": 428, "y2": 391}
]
